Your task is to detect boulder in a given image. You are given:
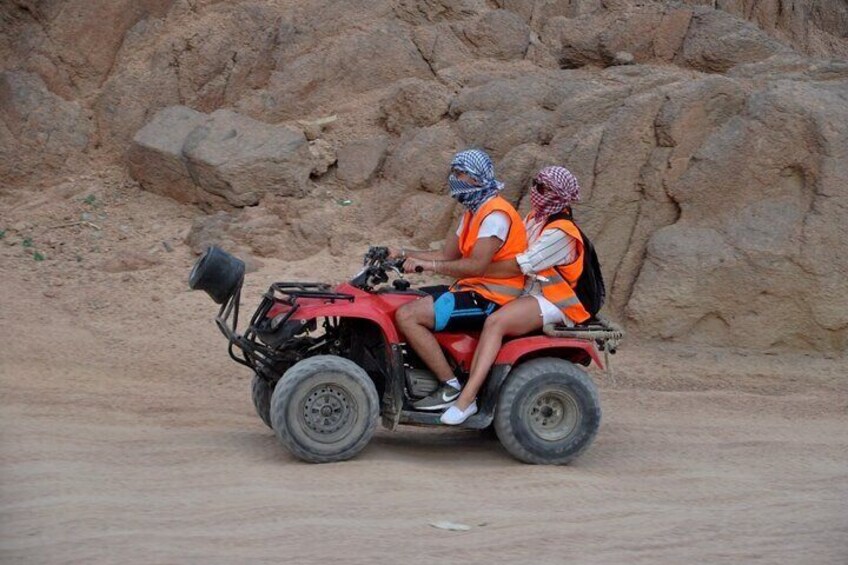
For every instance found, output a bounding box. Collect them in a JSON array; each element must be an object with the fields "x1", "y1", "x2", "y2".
[
  {"x1": 497, "y1": 143, "x2": 554, "y2": 206},
  {"x1": 381, "y1": 79, "x2": 453, "y2": 134},
  {"x1": 129, "y1": 107, "x2": 314, "y2": 208},
  {"x1": 393, "y1": 0, "x2": 487, "y2": 25},
  {"x1": 185, "y1": 206, "x2": 302, "y2": 261},
  {"x1": 127, "y1": 106, "x2": 209, "y2": 205},
  {"x1": 171, "y1": 2, "x2": 280, "y2": 112},
  {"x1": 701, "y1": 0, "x2": 848, "y2": 59},
  {"x1": 545, "y1": 4, "x2": 792, "y2": 70},
  {"x1": 495, "y1": 0, "x2": 603, "y2": 21},
  {"x1": 627, "y1": 225, "x2": 742, "y2": 341},
  {"x1": 653, "y1": 8, "x2": 693, "y2": 61},
  {"x1": 382, "y1": 124, "x2": 461, "y2": 194},
  {"x1": 308, "y1": 139, "x2": 337, "y2": 177},
  {"x1": 2, "y1": 0, "x2": 174, "y2": 97},
  {"x1": 681, "y1": 8, "x2": 793, "y2": 73},
  {"x1": 412, "y1": 23, "x2": 474, "y2": 72},
  {"x1": 463, "y1": 10, "x2": 531, "y2": 60},
  {"x1": 596, "y1": 8, "x2": 666, "y2": 65},
  {"x1": 93, "y1": 2, "x2": 283, "y2": 150},
  {"x1": 386, "y1": 192, "x2": 458, "y2": 246},
  {"x1": 289, "y1": 203, "x2": 367, "y2": 259},
  {"x1": 182, "y1": 109, "x2": 312, "y2": 207},
  {"x1": 451, "y1": 73, "x2": 569, "y2": 155},
  {"x1": 0, "y1": 71, "x2": 92, "y2": 185},
  {"x1": 226, "y1": 205, "x2": 291, "y2": 258},
  {"x1": 337, "y1": 136, "x2": 389, "y2": 188},
  {"x1": 184, "y1": 211, "x2": 239, "y2": 255},
  {"x1": 236, "y1": 23, "x2": 433, "y2": 121},
  {"x1": 94, "y1": 51, "x2": 181, "y2": 153}
]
